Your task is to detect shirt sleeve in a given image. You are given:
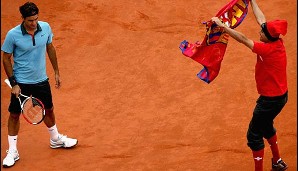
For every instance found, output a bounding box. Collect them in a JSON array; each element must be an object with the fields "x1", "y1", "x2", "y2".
[
  {"x1": 1, "y1": 31, "x2": 15, "y2": 54},
  {"x1": 47, "y1": 24, "x2": 53, "y2": 44},
  {"x1": 252, "y1": 41, "x2": 271, "y2": 57}
]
